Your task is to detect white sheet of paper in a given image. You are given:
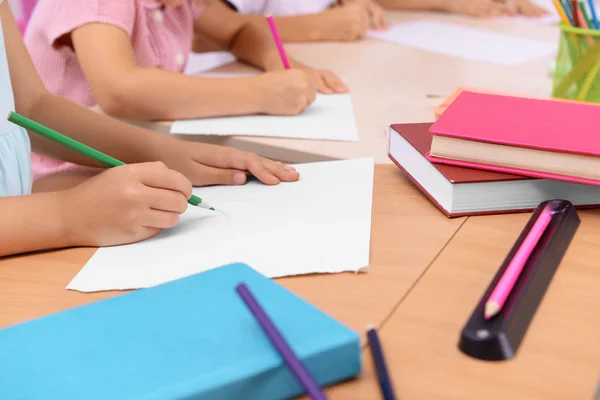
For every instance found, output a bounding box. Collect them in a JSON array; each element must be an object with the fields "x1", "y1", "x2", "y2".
[
  {"x1": 170, "y1": 92, "x2": 359, "y2": 141},
  {"x1": 66, "y1": 158, "x2": 375, "y2": 293},
  {"x1": 184, "y1": 51, "x2": 237, "y2": 75},
  {"x1": 367, "y1": 21, "x2": 557, "y2": 66}
]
